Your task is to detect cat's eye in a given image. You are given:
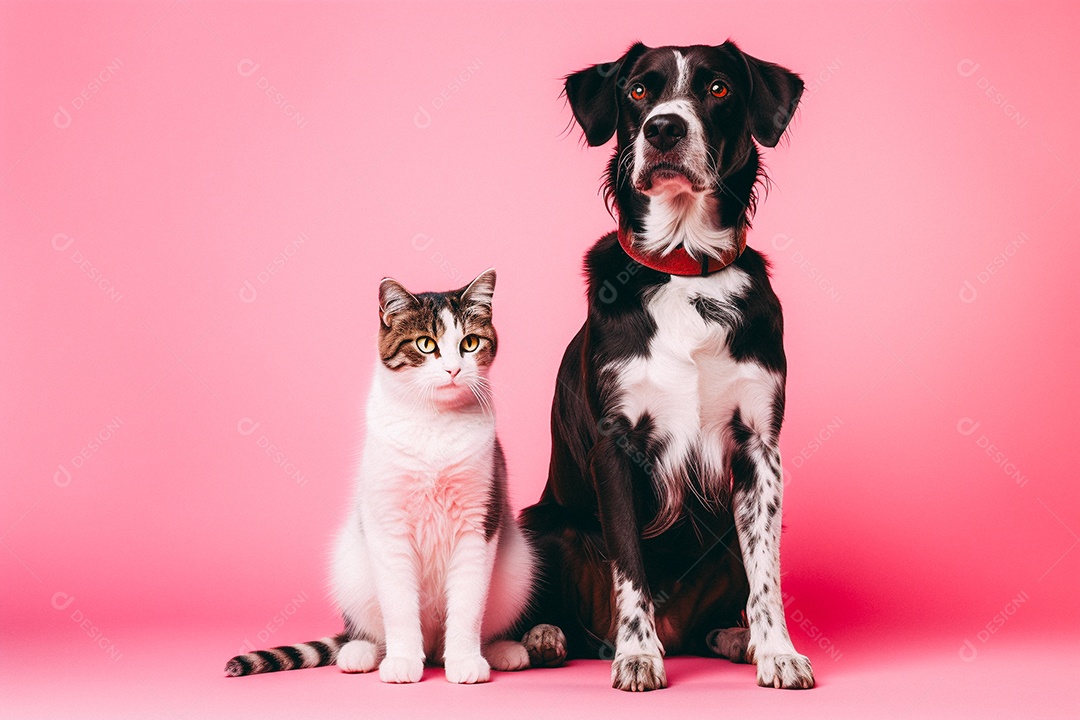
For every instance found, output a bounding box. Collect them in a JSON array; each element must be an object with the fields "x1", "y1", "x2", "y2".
[
  {"x1": 460, "y1": 335, "x2": 481, "y2": 353},
  {"x1": 629, "y1": 83, "x2": 647, "y2": 101},
  {"x1": 709, "y1": 80, "x2": 729, "y2": 98},
  {"x1": 415, "y1": 336, "x2": 437, "y2": 354}
]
